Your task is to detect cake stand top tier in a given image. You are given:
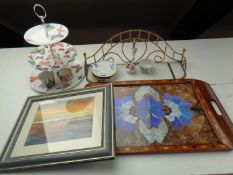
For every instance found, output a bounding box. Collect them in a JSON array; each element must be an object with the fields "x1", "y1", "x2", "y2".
[
  {"x1": 24, "y1": 23, "x2": 69, "y2": 45},
  {"x1": 24, "y1": 4, "x2": 69, "y2": 46}
]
